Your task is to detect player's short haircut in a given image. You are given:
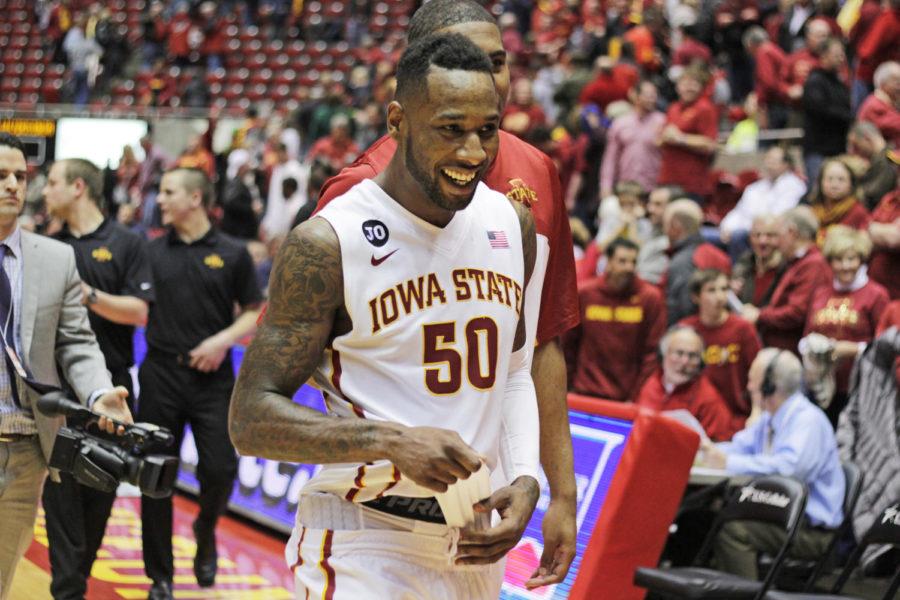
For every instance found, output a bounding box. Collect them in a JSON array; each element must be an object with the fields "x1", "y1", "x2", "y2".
[
  {"x1": 605, "y1": 237, "x2": 640, "y2": 259},
  {"x1": 395, "y1": 33, "x2": 494, "y2": 104},
  {"x1": 689, "y1": 268, "x2": 728, "y2": 297},
  {"x1": 165, "y1": 166, "x2": 213, "y2": 207},
  {"x1": 0, "y1": 132, "x2": 26, "y2": 155},
  {"x1": 60, "y1": 158, "x2": 103, "y2": 205},
  {"x1": 407, "y1": 0, "x2": 496, "y2": 44}
]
